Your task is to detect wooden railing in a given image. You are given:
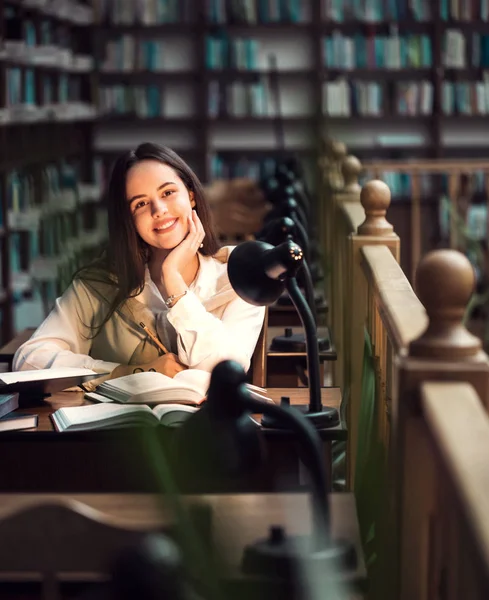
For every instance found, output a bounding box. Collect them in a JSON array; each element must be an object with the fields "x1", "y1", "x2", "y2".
[
  {"x1": 362, "y1": 159, "x2": 489, "y2": 282},
  {"x1": 321, "y1": 141, "x2": 489, "y2": 598}
]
